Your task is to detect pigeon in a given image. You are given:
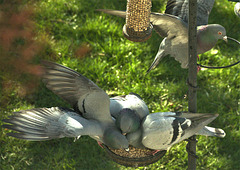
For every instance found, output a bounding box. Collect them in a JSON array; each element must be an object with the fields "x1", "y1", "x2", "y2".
[
  {"x1": 41, "y1": 61, "x2": 151, "y2": 136},
  {"x1": 96, "y1": 0, "x2": 228, "y2": 73},
  {"x1": 116, "y1": 111, "x2": 225, "y2": 150},
  {"x1": 234, "y1": 2, "x2": 240, "y2": 18},
  {"x1": 115, "y1": 108, "x2": 141, "y2": 134},
  {"x1": 110, "y1": 93, "x2": 150, "y2": 134},
  {"x1": 2, "y1": 107, "x2": 129, "y2": 149},
  {"x1": 3, "y1": 61, "x2": 129, "y2": 149},
  {"x1": 110, "y1": 92, "x2": 149, "y2": 119}
]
